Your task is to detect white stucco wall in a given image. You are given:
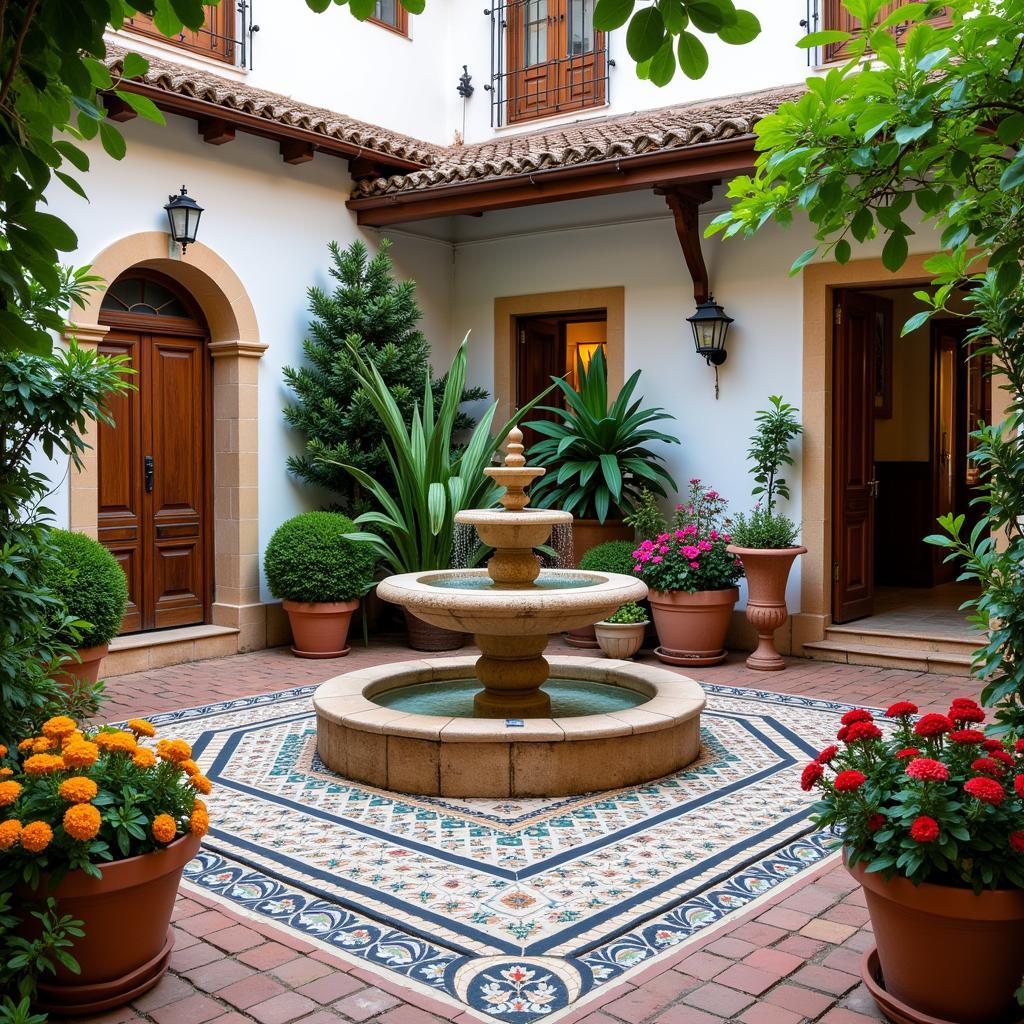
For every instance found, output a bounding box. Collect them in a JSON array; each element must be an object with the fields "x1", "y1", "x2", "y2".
[{"x1": 44, "y1": 114, "x2": 452, "y2": 602}]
